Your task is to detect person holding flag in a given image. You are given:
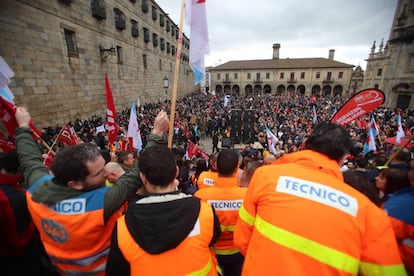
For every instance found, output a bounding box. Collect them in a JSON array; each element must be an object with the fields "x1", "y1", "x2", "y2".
[
  {"x1": 265, "y1": 126, "x2": 278, "y2": 155},
  {"x1": 13, "y1": 106, "x2": 170, "y2": 275}
]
